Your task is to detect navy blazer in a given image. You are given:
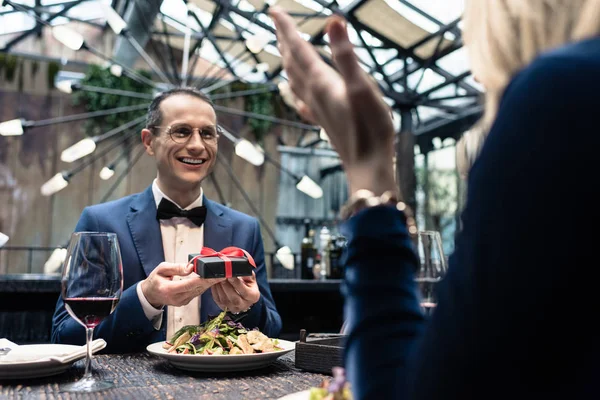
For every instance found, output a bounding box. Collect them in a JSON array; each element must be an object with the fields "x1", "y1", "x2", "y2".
[
  {"x1": 51, "y1": 185, "x2": 282, "y2": 353},
  {"x1": 340, "y1": 37, "x2": 600, "y2": 399}
]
